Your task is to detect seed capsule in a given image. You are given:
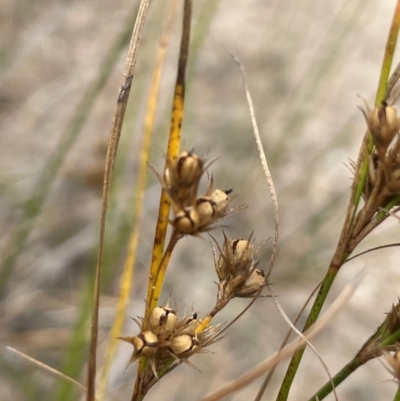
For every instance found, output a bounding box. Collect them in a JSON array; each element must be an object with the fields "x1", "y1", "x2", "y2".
[
  {"x1": 173, "y1": 151, "x2": 204, "y2": 187},
  {"x1": 173, "y1": 208, "x2": 199, "y2": 234},
  {"x1": 359, "y1": 99, "x2": 400, "y2": 157},
  {"x1": 149, "y1": 306, "x2": 177, "y2": 335},
  {"x1": 164, "y1": 151, "x2": 205, "y2": 207},
  {"x1": 118, "y1": 330, "x2": 159, "y2": 372},
  {"x1": 196, "y1": 198, "x2": 215, "y2": 227},
  {"x1": 221, "y1": 233, "x2": 255, "y2": 274},
  {"x1": 170, "y1": 333, "x2": 199, "y2": 356},
  {"x1": 231, "y1": 239, "x2": 254, "y2": 269},
  {"x1": 236, "y1": 268, "x2": 266, "y2": 297},
  {"x1": 210, "y1": 189, "x2": 232, "y2": 214},
  {"x1": 133, "y1": 331, "x2": 159, "y2": 357},
  {"x1": 195, "y1": 188, "x2": 233, "y2": 229}
]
